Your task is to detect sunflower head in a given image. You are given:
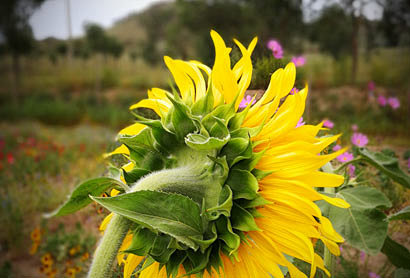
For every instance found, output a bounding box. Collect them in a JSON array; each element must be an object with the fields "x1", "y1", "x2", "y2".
[{"x1": 51, "y1": 30, "x2": 350, "y2": 278}]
